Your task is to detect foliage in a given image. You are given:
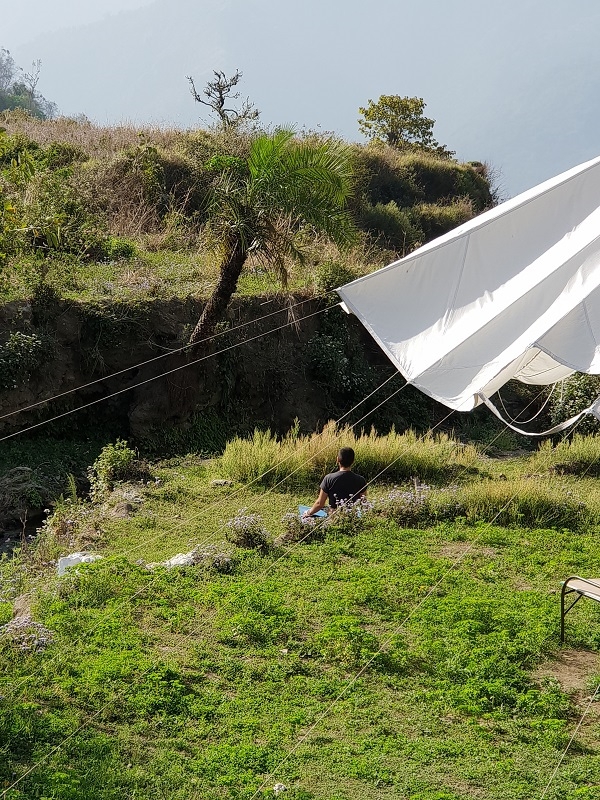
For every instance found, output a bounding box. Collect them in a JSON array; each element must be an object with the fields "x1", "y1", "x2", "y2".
[
  {"x1": 225, "y1": 509, "x2": 270, "y2": 550},
  {"x1": 360, "y1": 199, "x2": 421, "y2": 252},
  {"x1": 0, "y1": 330, "x2": 52, "y2": 389},
  {"x1": 278, "y1": 511, "x2": 326, "y2": 544},
  {"x1": 188, "y1": 128, "x2": 358, "y2": 343},
  {"x1": 429, "y1": 478, "x2": 592, "y2": 531},
  {"x1": 375, "y1": 480, "x2": 433, "y2": 526},
  {"x1": 0, "y1": 466, "x2": 45, "y2": 523},
  {"x1": 374, "y1": 475, "x2": 594, "y2": 532},
  {"x1": 4, "y1": 440, "x2": 600, "y2": 797},
  {"x1": 0, "y1": 115, "x2": 494, "y2": 309},
  {"x1": 312, "y1": 260, "x2": 357, "y2": 295},
  {"x1": 0, "y1": 437, "x2": 106, "y2": 524},
  {"x1": 358, "y1": 95, "x2": 452, "y2": 157},
  {"x1": 411, "y1": 197, "x2": 475, "y2": 240},
  {"x1": 548, "y1": 374, "x2": 600, "y2": 435},
  {"x1": 0, "y1": 48, "x2": 56, "y2": 120},
  {"x1": 139, "y1": 410, "x2": 231, "y2": 457},
  {"x1": 88, "y1": 439, "x2": 140, "y2": 497},
  {"x1": 11, "y1": 168, "x2": 108, "y2": 258}
]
